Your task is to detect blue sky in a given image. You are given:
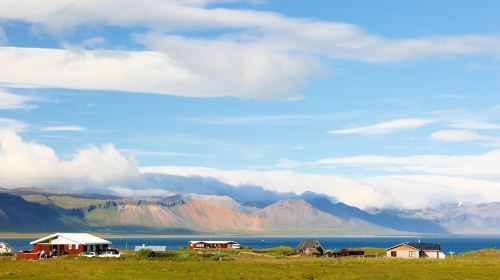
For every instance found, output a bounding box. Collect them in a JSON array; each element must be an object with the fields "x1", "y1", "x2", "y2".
[{"x1": 1, "y1": 0, "x2": 500, "y2": 208}]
